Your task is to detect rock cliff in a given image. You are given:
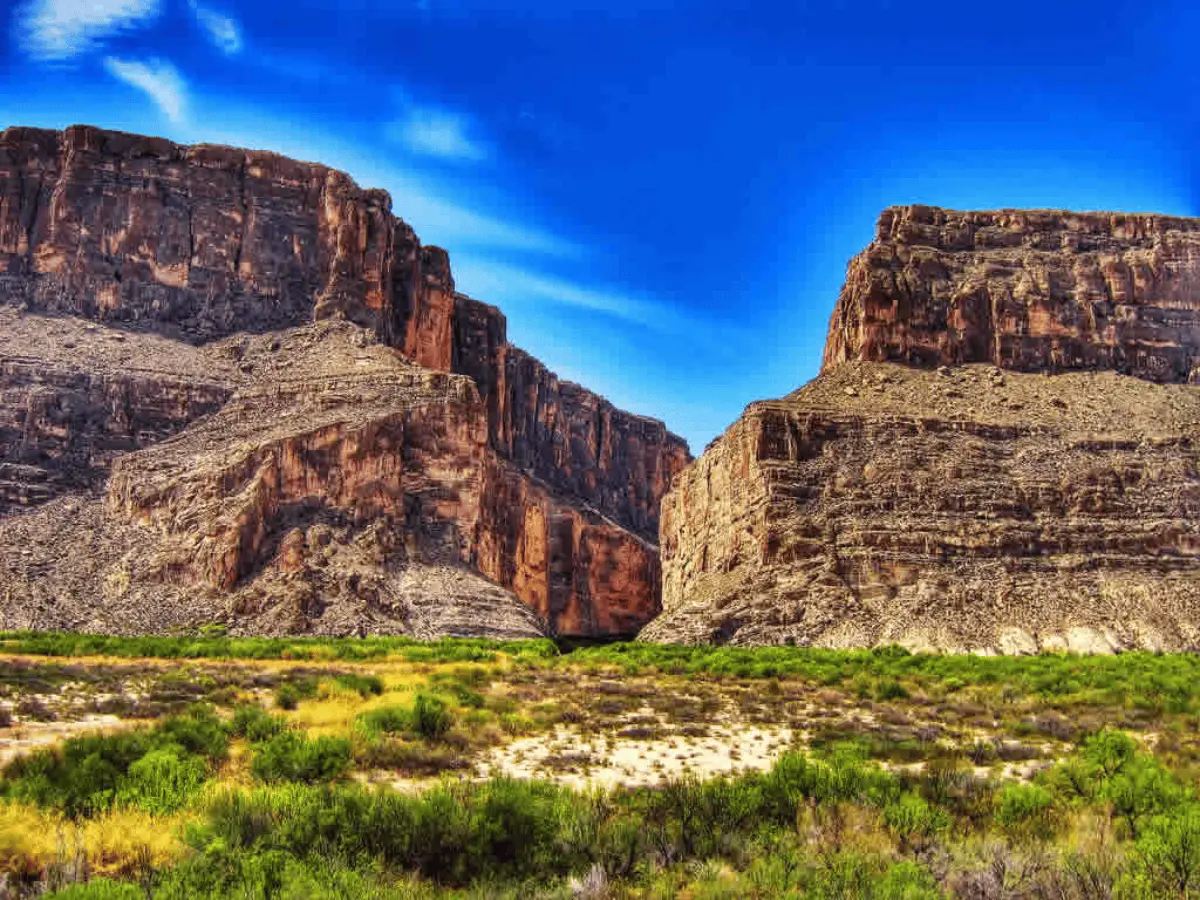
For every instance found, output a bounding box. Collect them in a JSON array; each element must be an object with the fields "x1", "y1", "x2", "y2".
[
  {"x1": 824, "y1": 205, "x2": 1200, "y2": 382},
  {"x1": 0, "y1": 125, "x2": 689, "y2": 638},
  {"x1": 647, "y1": 206, "x2": 1200, "y2": 652}
]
